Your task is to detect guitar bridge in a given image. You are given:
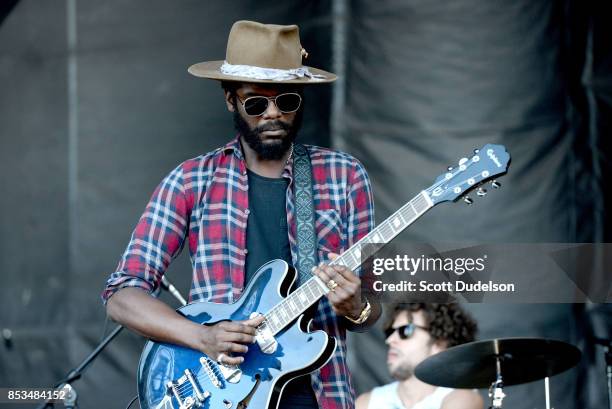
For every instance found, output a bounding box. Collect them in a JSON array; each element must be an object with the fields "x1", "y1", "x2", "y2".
[
  {"x1": 165, "y1": 369, "x2": 210, "y2": 409},
  {"x1": 219, "y1": 363, "x2": 242, "y2": 383},
  {"x1": 199, "y1": 357, "x2": 222, "y2": 388},
  {"x1": 199, "y1": 355, "x2": 242, "y2": 385}
]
